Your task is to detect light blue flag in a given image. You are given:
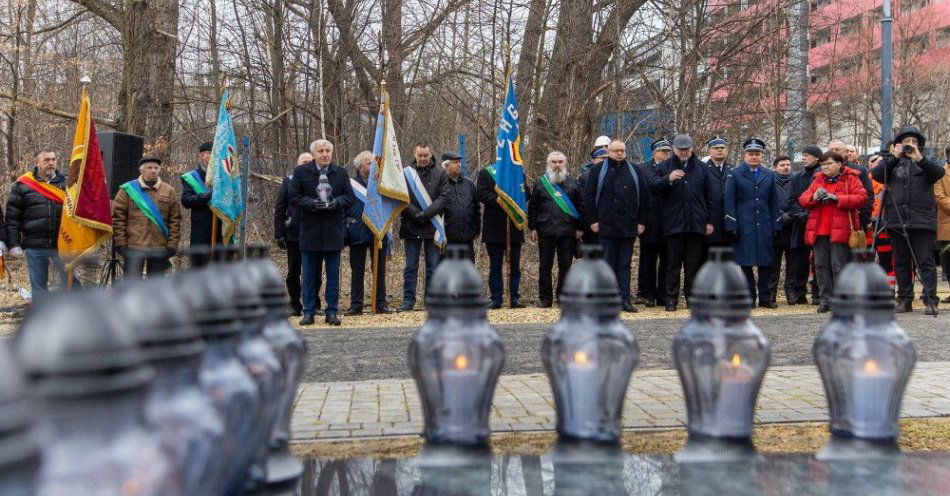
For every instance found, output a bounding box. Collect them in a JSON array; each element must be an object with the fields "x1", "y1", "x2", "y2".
[
  {"x1": 361, "y1": 88, "x2": 408, "y2": 247},
  {"x1": 205, "y1": 89, "x2": 245, "y2": 240},
  {"x1": 489, "y1": 76, "x2": 527, "y2": 229}
]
